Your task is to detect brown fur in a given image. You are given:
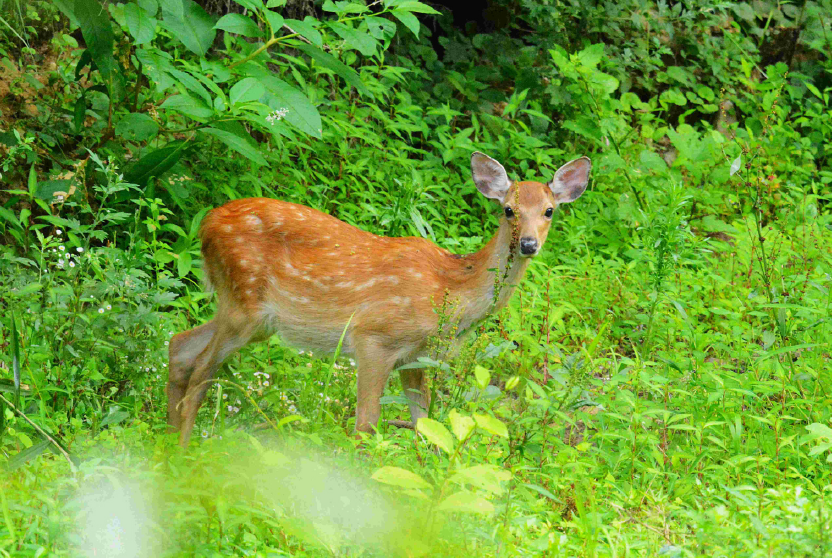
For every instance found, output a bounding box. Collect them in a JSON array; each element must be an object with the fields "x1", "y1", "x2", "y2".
[{"x1": 167, "y1": 153, "x2": 590, "y2": 446}]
